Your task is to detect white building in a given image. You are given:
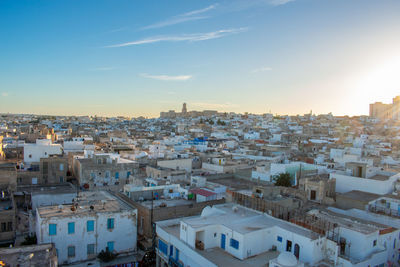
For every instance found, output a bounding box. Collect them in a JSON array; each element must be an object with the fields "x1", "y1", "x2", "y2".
[
  {"x1": 156, "y1": 203, "x2": 330, "y2": 267},
  {"x1": 35, "y1": 191, "x2": 137, "y2": 265},
  {"x1": 24, "y1": 139, "x2": 62, "y2": 165}
]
